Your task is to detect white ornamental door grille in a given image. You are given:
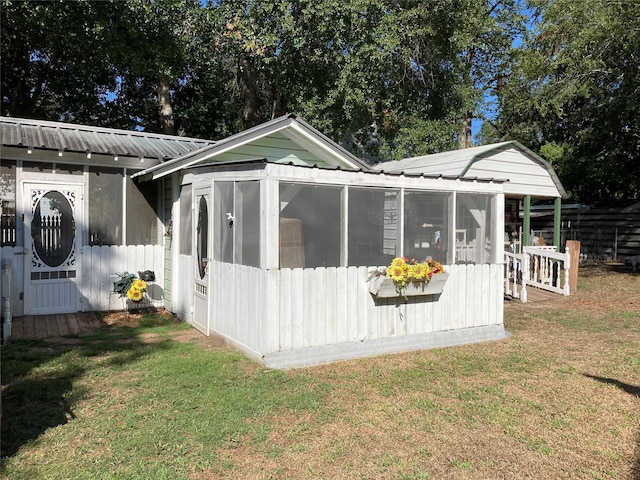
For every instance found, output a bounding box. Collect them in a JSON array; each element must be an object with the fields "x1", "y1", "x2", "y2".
[
  {"x1": 25, "y1": 183, "x2": 83, "y2": 314},
  {"x1": 192, "y1": 185, "x2": 211, "y2": 335}
]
